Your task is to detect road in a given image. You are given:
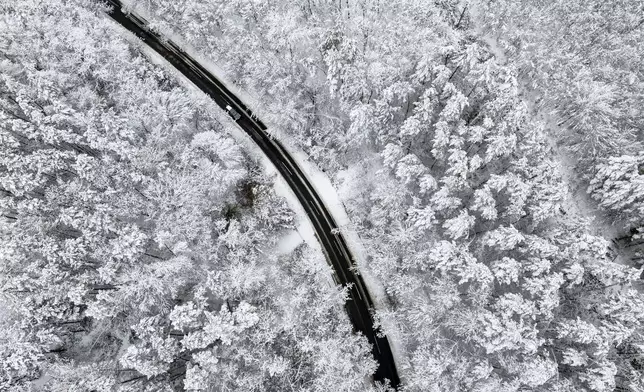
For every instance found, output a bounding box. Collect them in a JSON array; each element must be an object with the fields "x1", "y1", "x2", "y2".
[{"x1": 103, "y1": 0, "x2": 400, "y2": 388}]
